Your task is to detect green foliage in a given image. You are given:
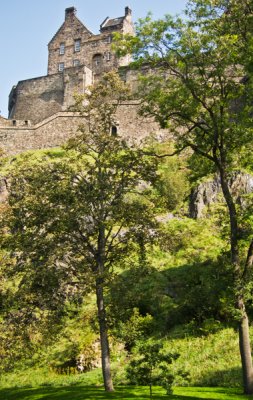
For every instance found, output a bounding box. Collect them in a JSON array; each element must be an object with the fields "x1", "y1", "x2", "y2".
[
  {"x1": 160, "y1": 218, "x2": 227, "y2": 264},
  {"x1": 1, "y1": 72, "x2": 159, "y2": 391},
  {"x1": 127, "y1": 340, "x2": 179, "y2": 397},
  {"x1": 168, "y1": 327, "x2": 244, "y2": 388},
  {"x1": 109, "y1": 216, "x2": 232, "y2": 336},
  {"x1": 147, "y1": 142, "x2": 190, "y2": 212},
  {"x1": 111, "y1": 308, "x2": 154, "y2": 351},
  {"x1": 44, "y1": 301, "x2": 99, "y2": 373},
  {"x1": 117, "y1": 3, "x2": 253, "y2": 391}
]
